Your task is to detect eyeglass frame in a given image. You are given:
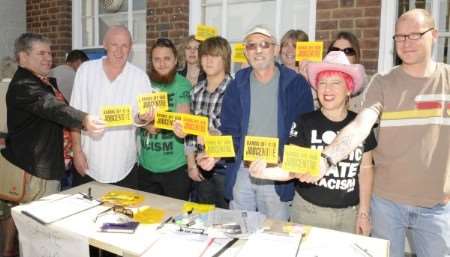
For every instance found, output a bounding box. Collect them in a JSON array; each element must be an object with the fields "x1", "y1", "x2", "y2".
[
  {"x1": 328, "y1": 46, "x2": 356, "y2": 56},
  {"x1": 245, "y1": 41, "x2": 276, "y2": 51},
  {"x1": 392, "y1": 28, "x2": 435, "y2": 42}
]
